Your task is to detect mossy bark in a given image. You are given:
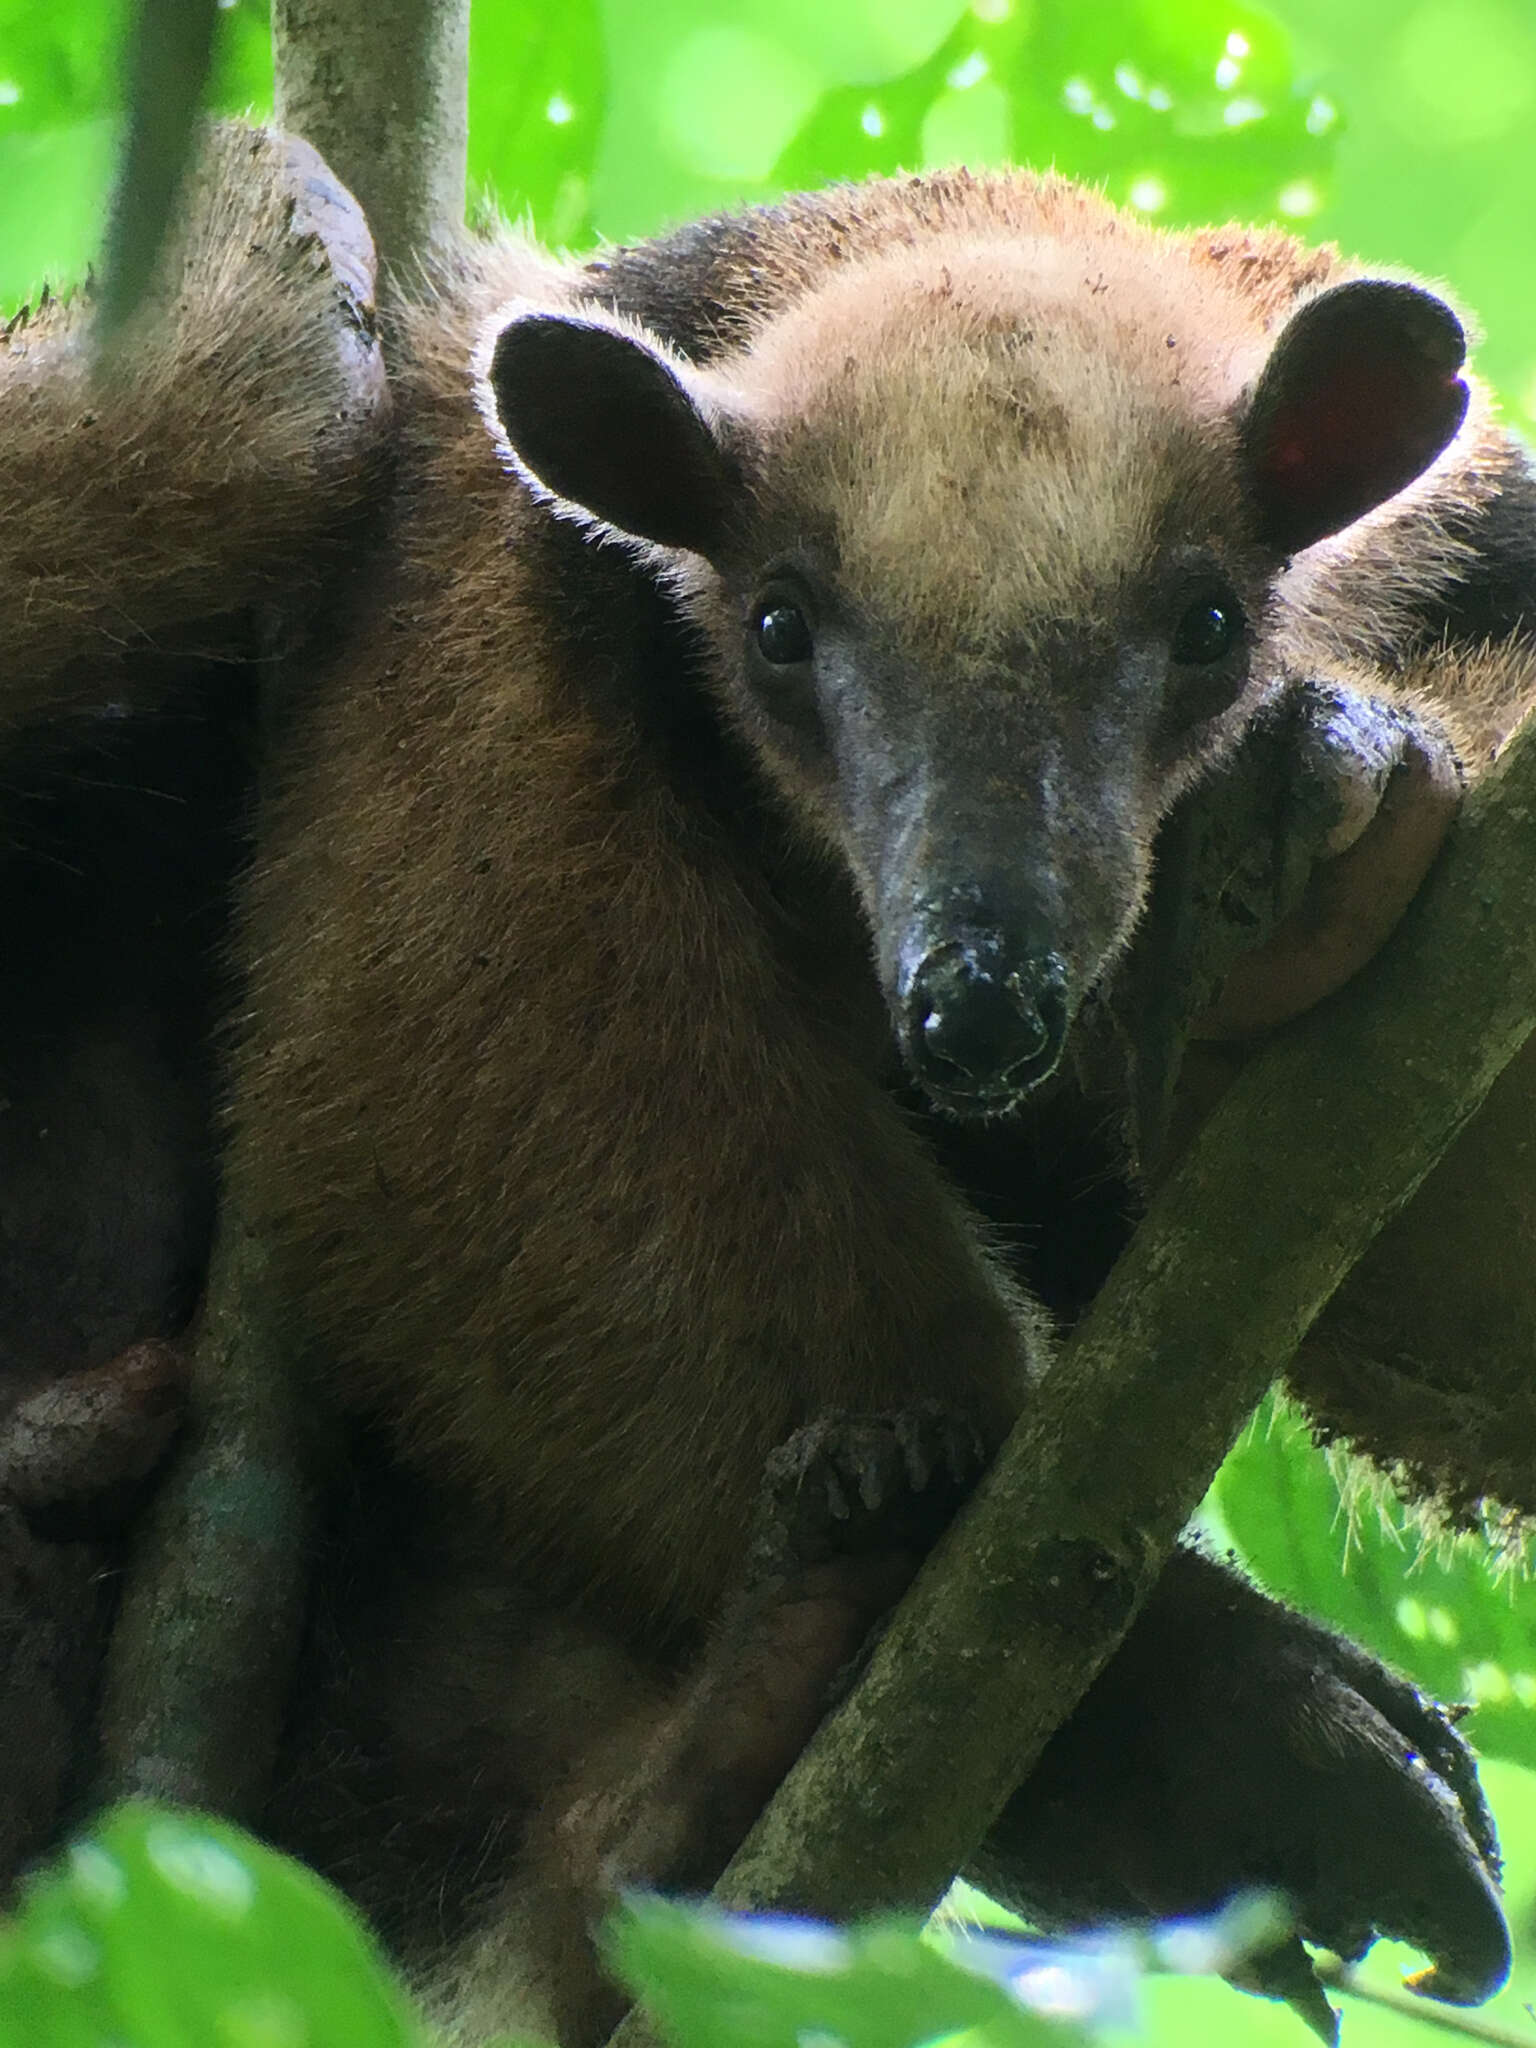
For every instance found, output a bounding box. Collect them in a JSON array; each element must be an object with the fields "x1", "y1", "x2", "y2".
[
  {"x1": 94, "y1": 1218, "x2": 317, "y2": 1815},
  {"x1": 272, "y1": 0, "x2": 469, "y2": 276}
]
